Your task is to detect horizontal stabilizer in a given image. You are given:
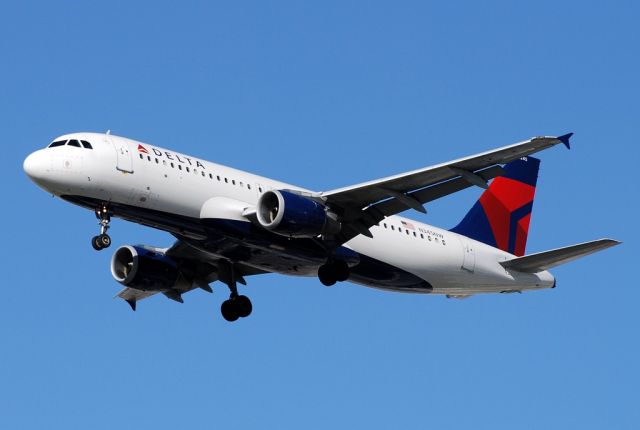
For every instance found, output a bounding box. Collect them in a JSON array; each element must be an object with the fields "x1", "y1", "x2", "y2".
[{"x1": 500, "y1": 239, "x2": 620, "y2": 273}]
